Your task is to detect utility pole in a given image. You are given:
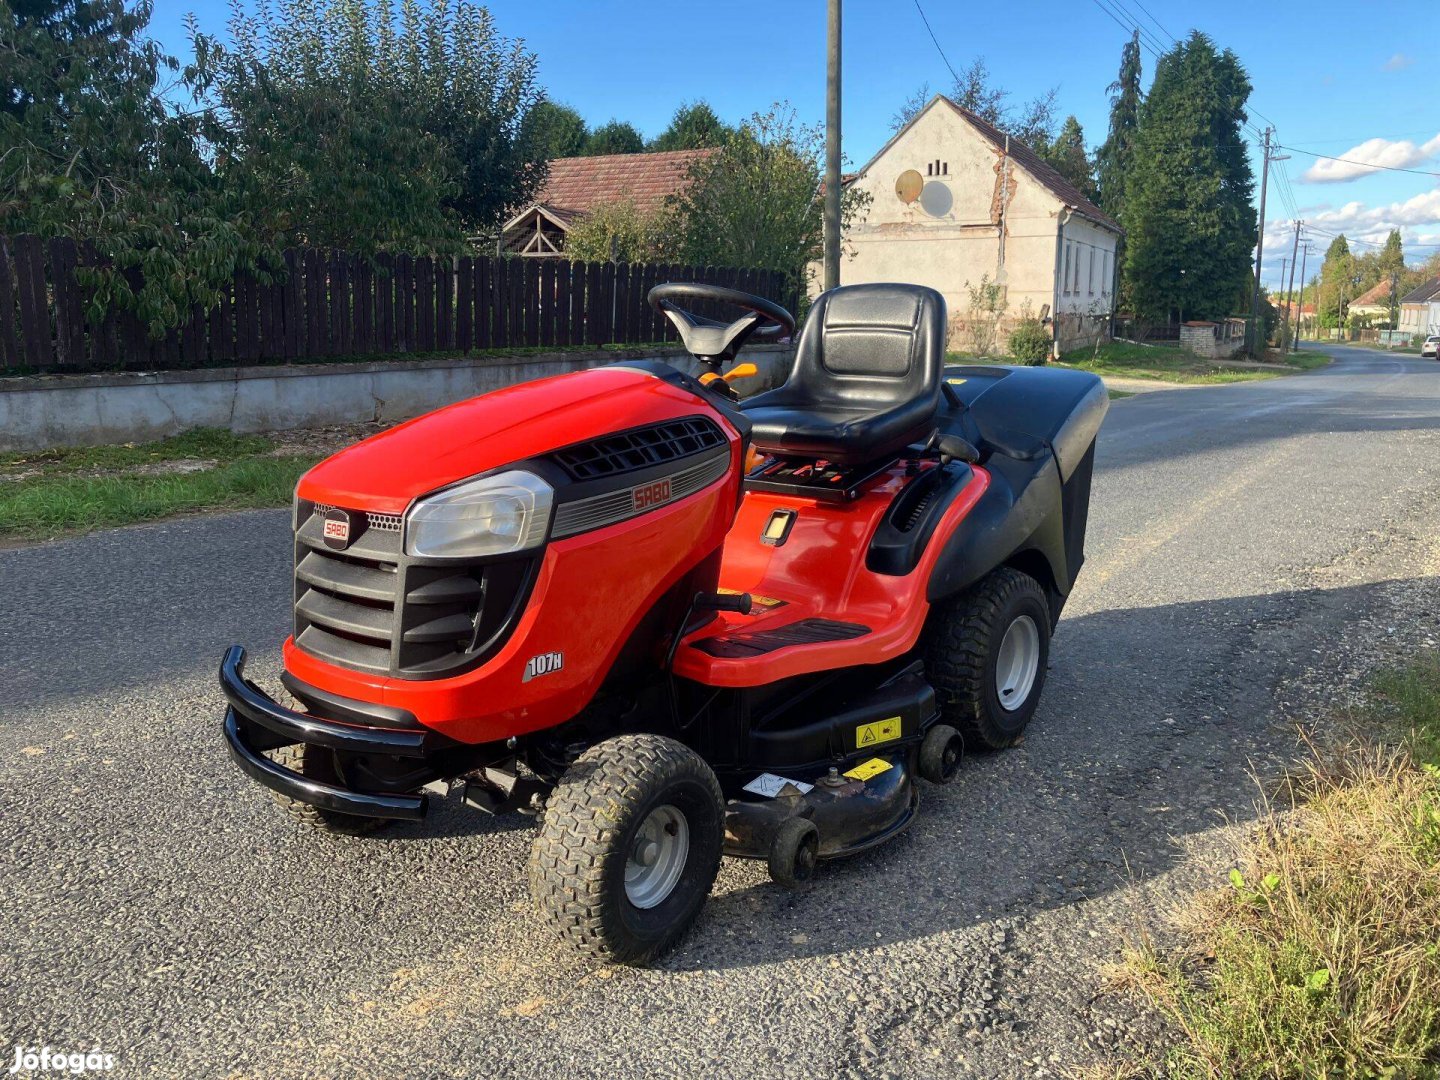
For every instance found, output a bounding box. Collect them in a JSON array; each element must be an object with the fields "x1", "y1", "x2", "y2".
[
  {"x1": 823, "y1": 0, "x2": 842, "y2": 292},
  {"x1": 1294, "y1": 241, "x2": 1313, "y2": 351},
  {"x1": 1248, "y1": 127, "x2": 1273, "y2": 356},
  {"x1": 1284, "y1": 221, "x2": 1302, "y2": 351}
]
